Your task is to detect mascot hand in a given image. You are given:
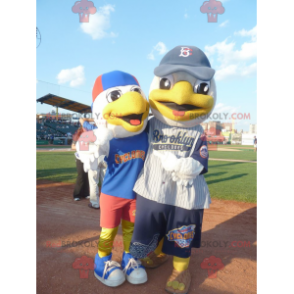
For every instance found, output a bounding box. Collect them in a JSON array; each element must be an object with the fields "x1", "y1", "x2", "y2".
[
  {"x1": 171, "y1": 172, "x2": 194, "y2": 186},
  {"x1": 76, "y1": 129, "x2": 111, "y2": 172},
  {"x1": 93, "y1": 128, "x2": 114, "y2": 146},
  {"x1": 154, "y1": 151, "x2": 204, "y2": 185},
  {"x1": 172, "y1": 157, "x2": 204, "y2": 186},
  {"x1": 153, "y1": 150, "x2": 179, "y2": 172}
]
